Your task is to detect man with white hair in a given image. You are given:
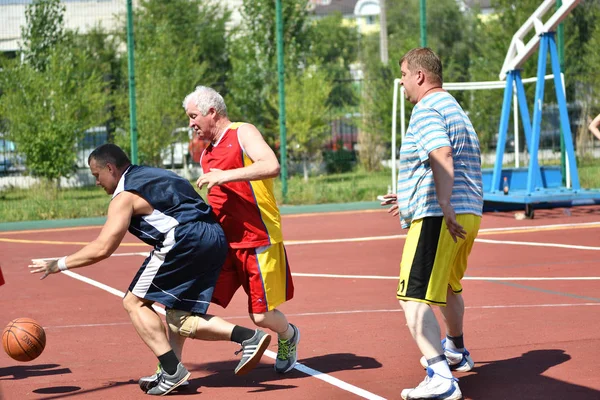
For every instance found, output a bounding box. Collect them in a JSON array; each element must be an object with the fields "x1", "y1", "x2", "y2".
[{"x1": 179, "y1": 86, "x2": 300, "y2": 374}]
